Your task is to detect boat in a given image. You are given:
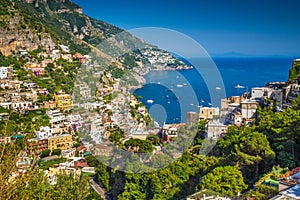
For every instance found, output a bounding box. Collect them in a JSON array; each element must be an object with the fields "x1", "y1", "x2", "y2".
[
  {"x1": 176, "y1": 84, "x2": 183, "y2": 88},
  {"x1": 147, "y1": 99, "x2": 154, "y2": 104},
  {"x1": 235, "y1": 84, "x2": 245, "y2": 89},
  {"x1": 215, "y1": 87, "x2": 221, "y2": 90}
]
